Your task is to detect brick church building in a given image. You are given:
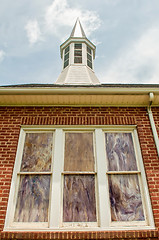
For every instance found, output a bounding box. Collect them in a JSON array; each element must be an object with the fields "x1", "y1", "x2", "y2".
[{"x1": 0, "y1": 19, "x2": 159, "y2": 240}]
